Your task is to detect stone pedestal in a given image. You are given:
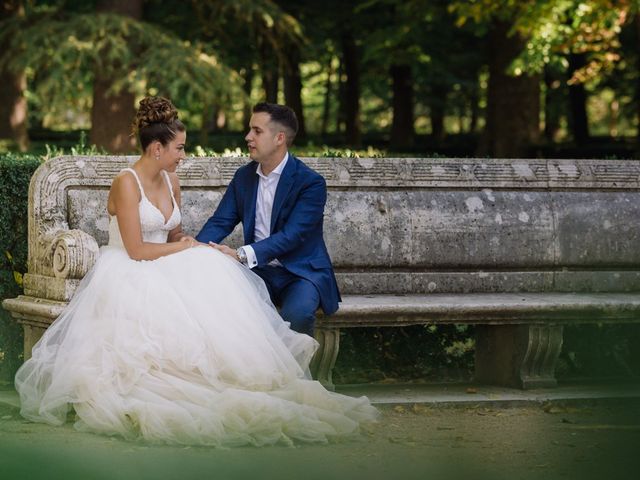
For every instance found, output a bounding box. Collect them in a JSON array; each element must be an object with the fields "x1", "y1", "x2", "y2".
[
  {"x1": 21, "y1": 324, "x2": 46, "y2": 361},
  {"x1": 475, "y1": 324, "x2": 564, "y2": 389},
  {"x1": 2, "y1": 295, "x2": 65, "y2": 360},
  {"x1": 310, "y1": 327, "x2": 341, "y2": 391}
]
